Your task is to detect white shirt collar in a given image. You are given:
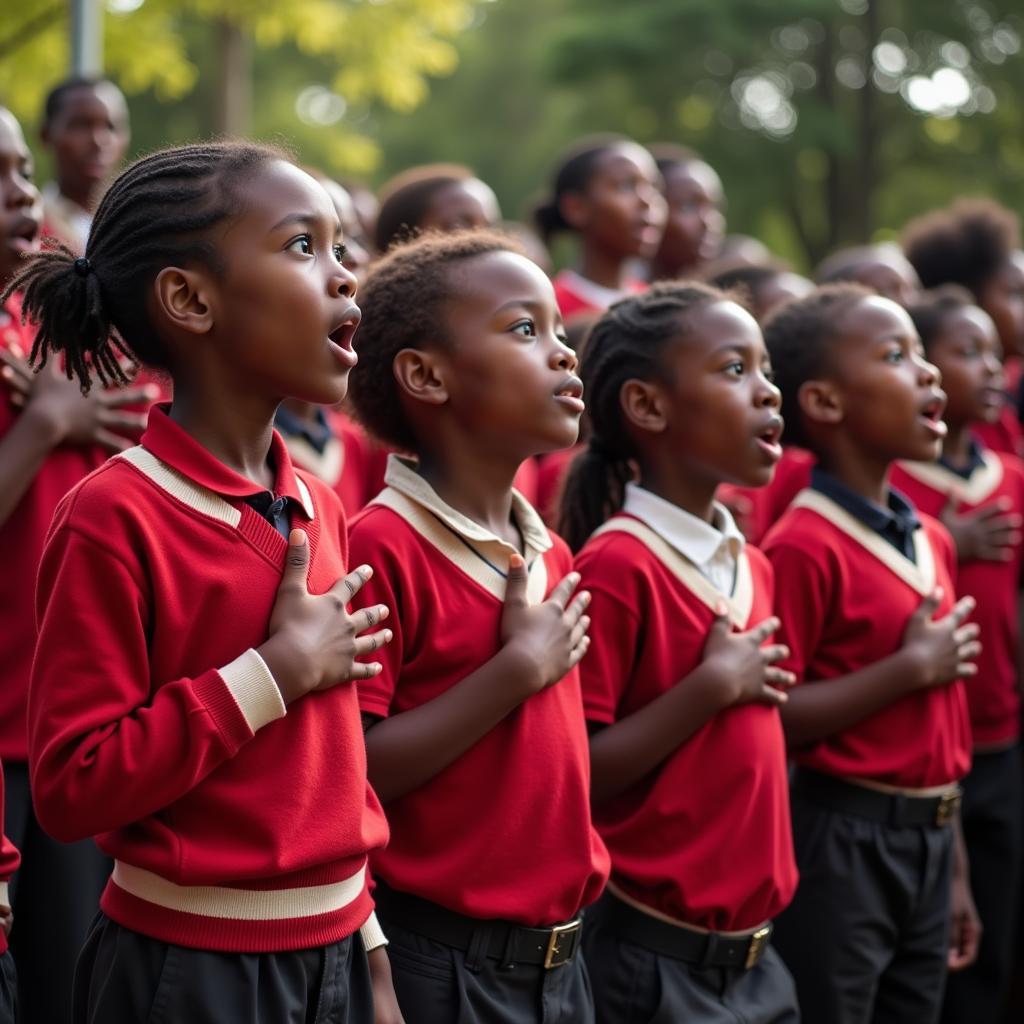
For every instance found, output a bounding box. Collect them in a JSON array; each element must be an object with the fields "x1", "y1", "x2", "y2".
[
  {"x1": 383, "y1": 454, "x2": 553, "y2": 561},
  {"x1": 622, "y1": 482, "x2": 744, "y2": 569},
  {"x1": 556, "y1": 269, "x2": 633, "y2": 312}
]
